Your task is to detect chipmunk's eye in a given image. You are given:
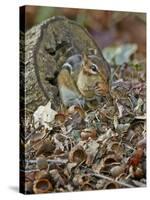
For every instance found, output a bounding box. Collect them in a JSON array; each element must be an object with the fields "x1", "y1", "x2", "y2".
[{"x1": 90, "y1": 64, "x2": 98, "y2": 72}]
